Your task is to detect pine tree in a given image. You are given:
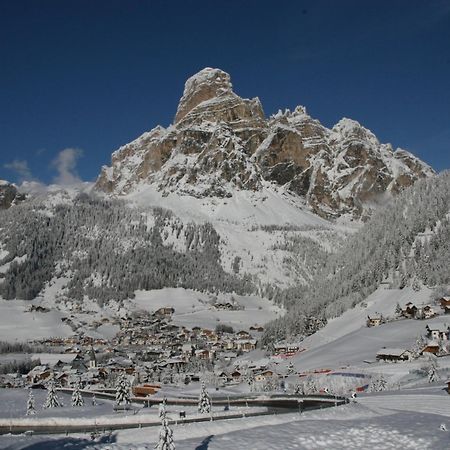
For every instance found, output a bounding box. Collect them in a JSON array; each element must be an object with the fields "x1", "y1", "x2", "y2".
[
  {"x1": 395, "y1": 302, "x2": 402, "y2": 317},
  {"x1": 427, "y1": 355, "x2": 439, "y2": 383},
  {"x1": 159, "y1": 397, "x2": 167, "y2": 418},
  {"x1": 155, "y1": 416, "x2": 175, "y2": 450},
  {"x1": 287, "y1": 362, "x2": 295, "y2": 375},
  {"x1": 92, "y1": 393, "x2": 97, "y2": 406},
  {"x1": 305, "y1": 377, "x2": 315, "y2": 395},
  {"x1": 377, "y1": 374, "x2": 387, "y2": 391},
  {"x1": 115, "y1": 372, "x2": 131, "y2": 406},
  {"x1": 198, "y1": 382, "x2": 211, "y2": 414},
  {"x1": 71, "y1": 380, "x2": 84, "y2": 407},
  {"x1": 43, "y1": 379, "x2": 61, "y2": 408},
  {"x1": 369, "y1": 374, "x2": 387, "y2": 392},
  {"x1": 411, "y1": 334, "x2": 427, "y2": 359},
  {"x1": 26, "y1": 389, "x2": 36, "y2": 415}
]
